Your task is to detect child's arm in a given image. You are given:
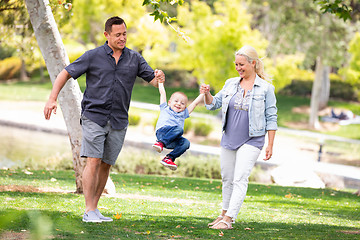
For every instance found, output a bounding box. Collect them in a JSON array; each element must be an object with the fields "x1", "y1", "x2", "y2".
[
  {"x1": 158, "y1": 82, "x2": 167, "y2": 104},
  {"x1": 187, "y1": 93, "x2": 205, "y2": 114}
]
